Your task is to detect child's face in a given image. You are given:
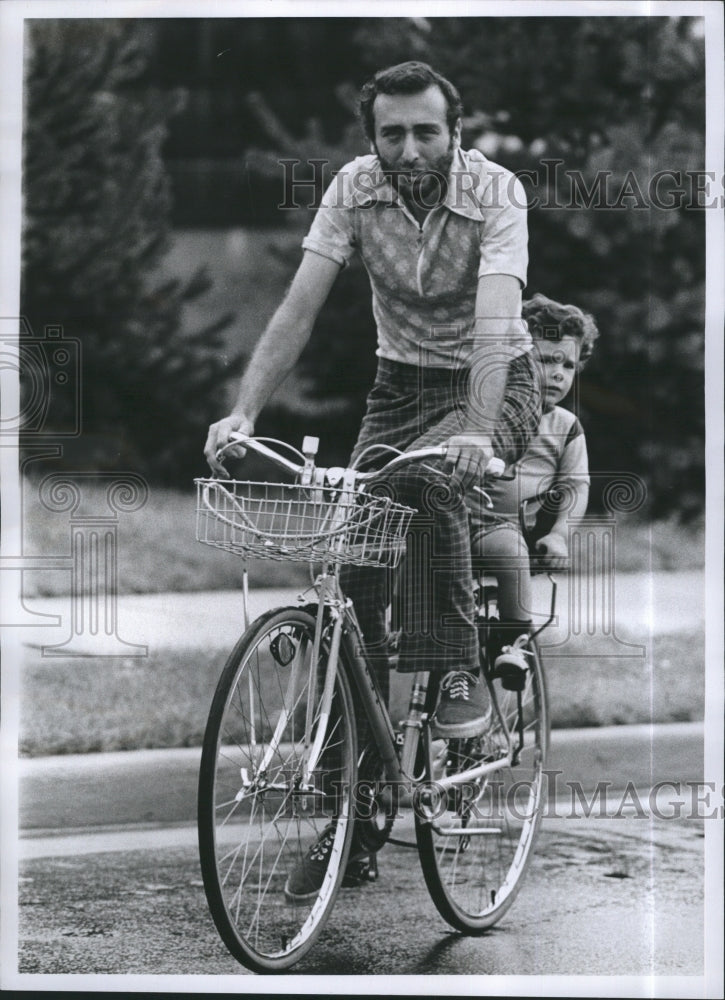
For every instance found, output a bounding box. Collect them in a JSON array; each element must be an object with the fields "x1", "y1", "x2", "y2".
[{"x1": 533, "y1": 335, "x2": 581, "y2": 408}]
